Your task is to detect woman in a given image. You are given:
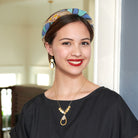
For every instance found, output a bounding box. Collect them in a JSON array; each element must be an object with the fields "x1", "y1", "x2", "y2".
[{"x1": 10, "y1": 8, "x2": 138, "y2": 138}]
